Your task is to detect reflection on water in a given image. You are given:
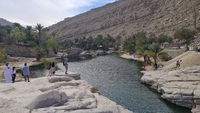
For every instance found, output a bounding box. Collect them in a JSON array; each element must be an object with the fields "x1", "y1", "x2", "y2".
[{"x1": 31, "y1": 55, "x2": 191, "y2": 113}]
